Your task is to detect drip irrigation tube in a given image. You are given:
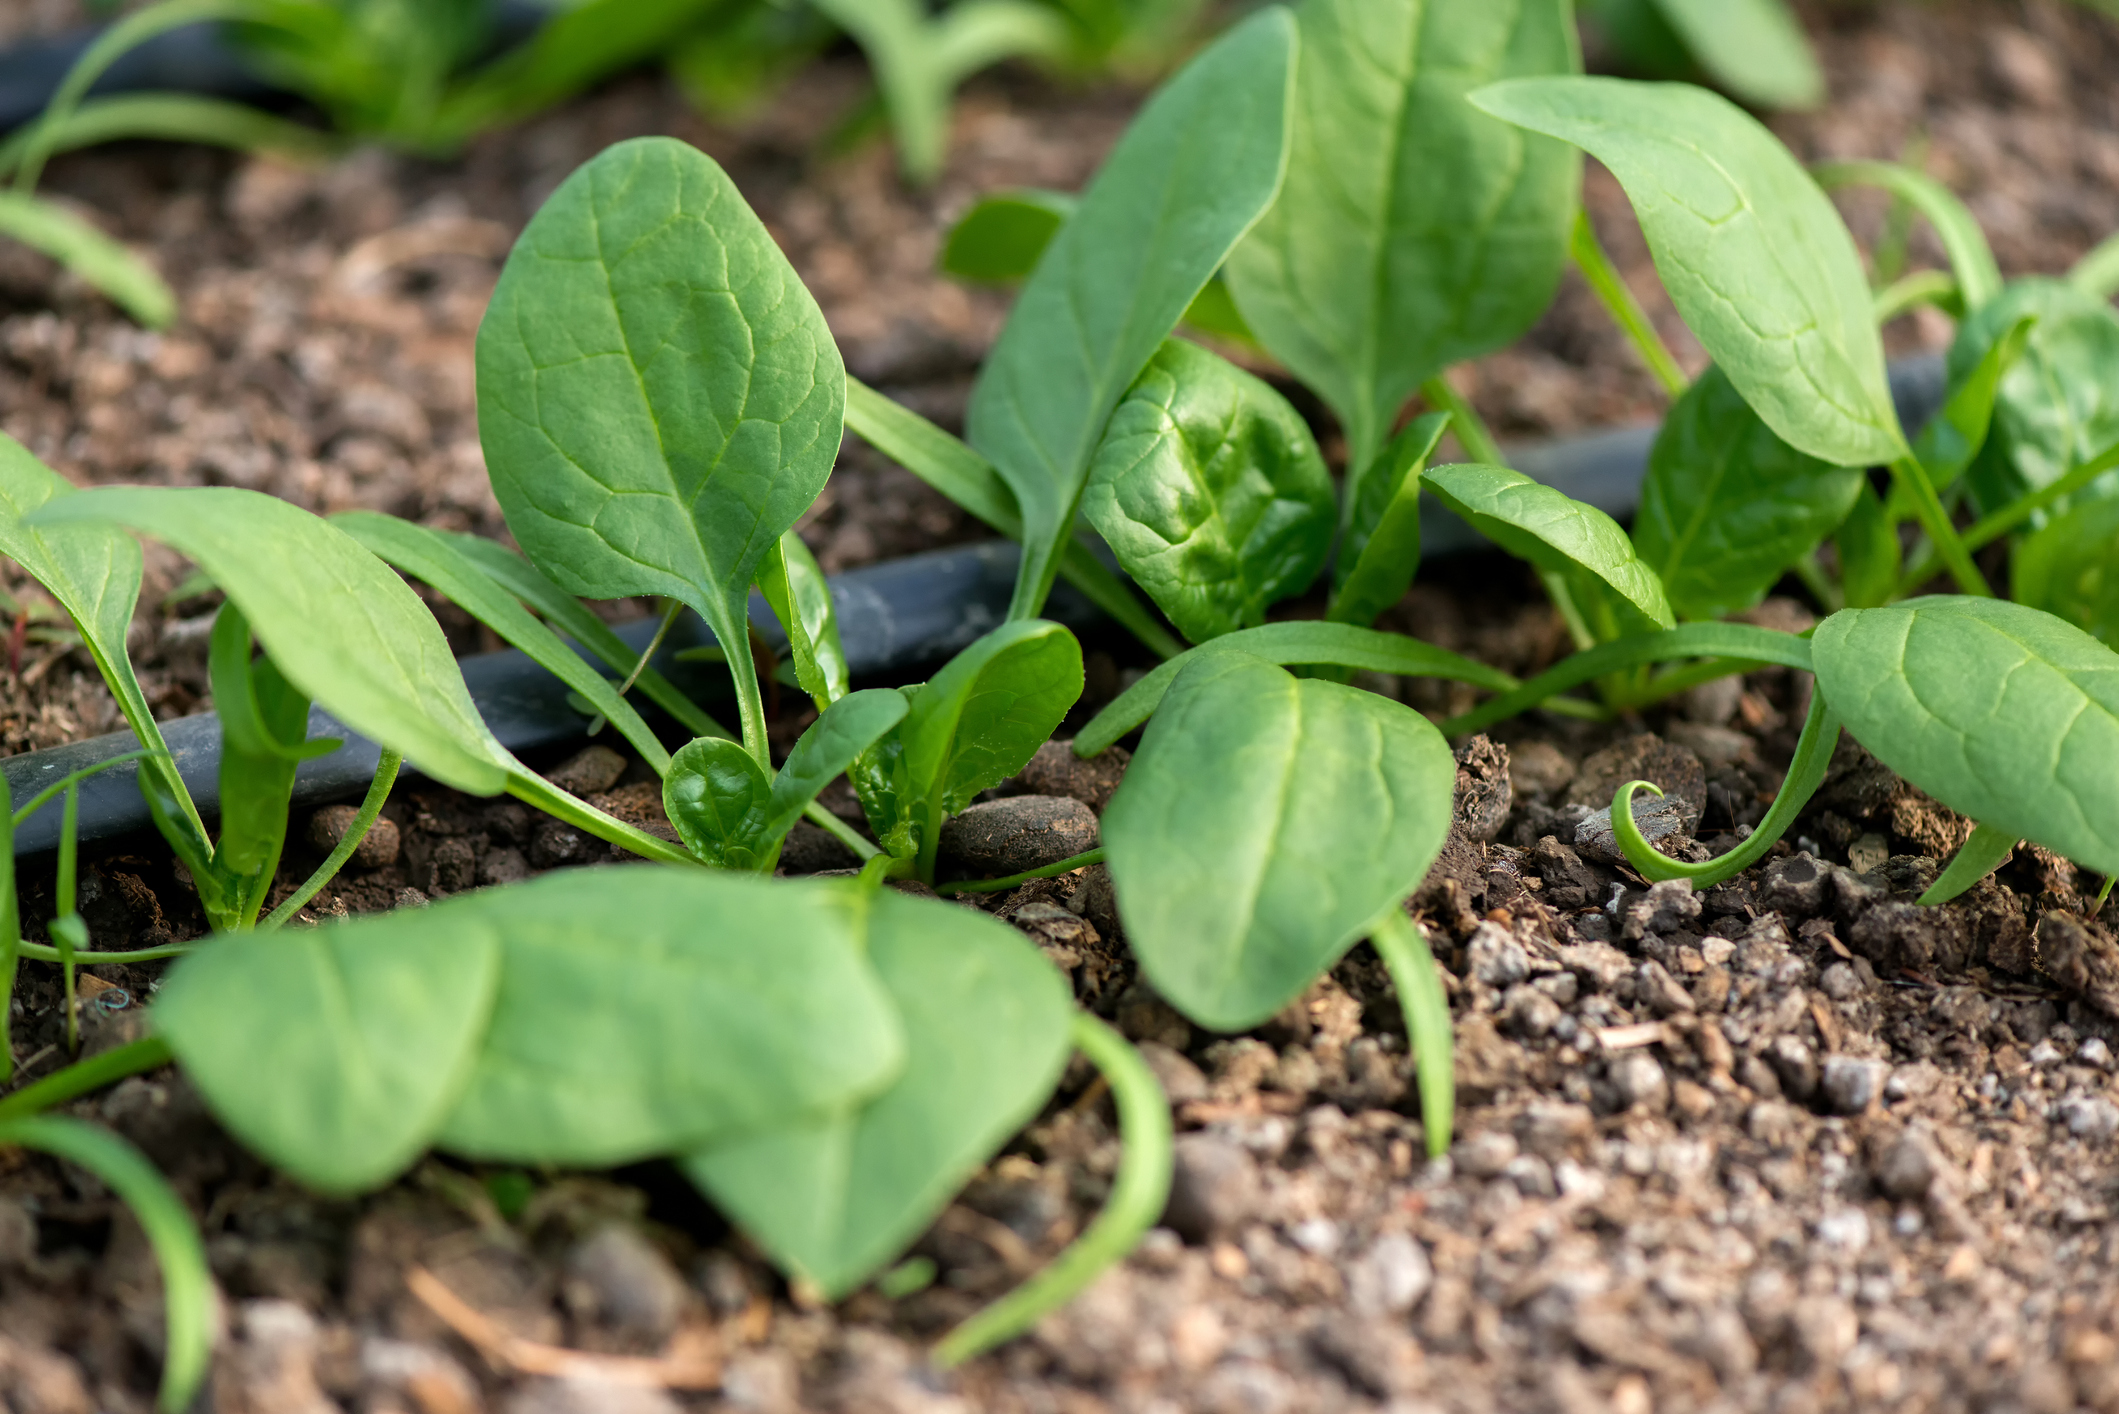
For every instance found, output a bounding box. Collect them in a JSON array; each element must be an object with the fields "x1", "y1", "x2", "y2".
[{"x1": 0, "y1": 354, "x2": 1947, "y2": 856}]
